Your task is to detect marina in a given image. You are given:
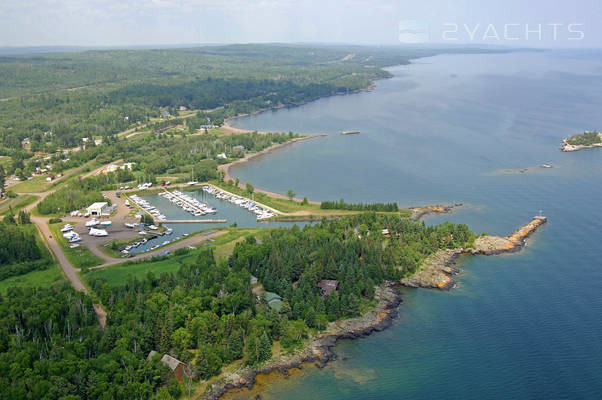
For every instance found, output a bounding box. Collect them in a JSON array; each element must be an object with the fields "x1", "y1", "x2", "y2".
[
  {"x1": 158, "y1": 190, "x2": 217, "y2": 216},
  {"x1": 201, "y1": 185, "x2": 276, "y2": 220}
]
